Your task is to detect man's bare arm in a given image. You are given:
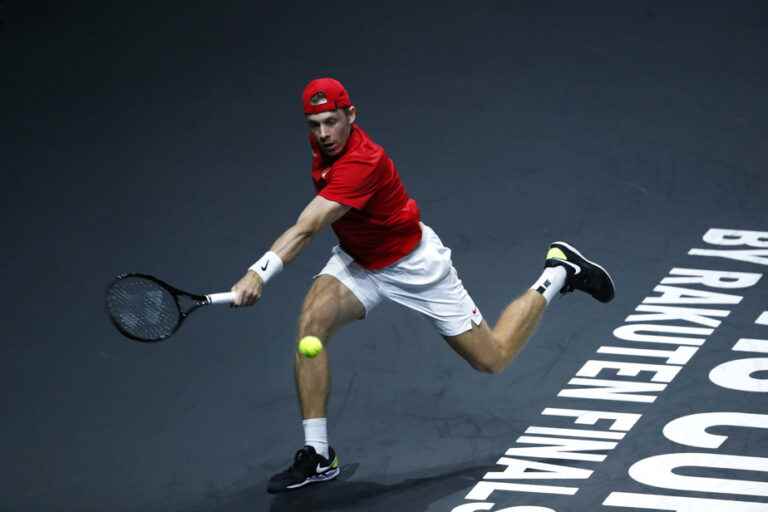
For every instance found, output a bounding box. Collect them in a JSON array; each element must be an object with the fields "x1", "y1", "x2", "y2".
[
  {"x1": 271, "y1": 195, "x2": 351, "y2": 265},
  {"x1": 231, "y1": 195, "x2": 350, "y2": 306}
]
